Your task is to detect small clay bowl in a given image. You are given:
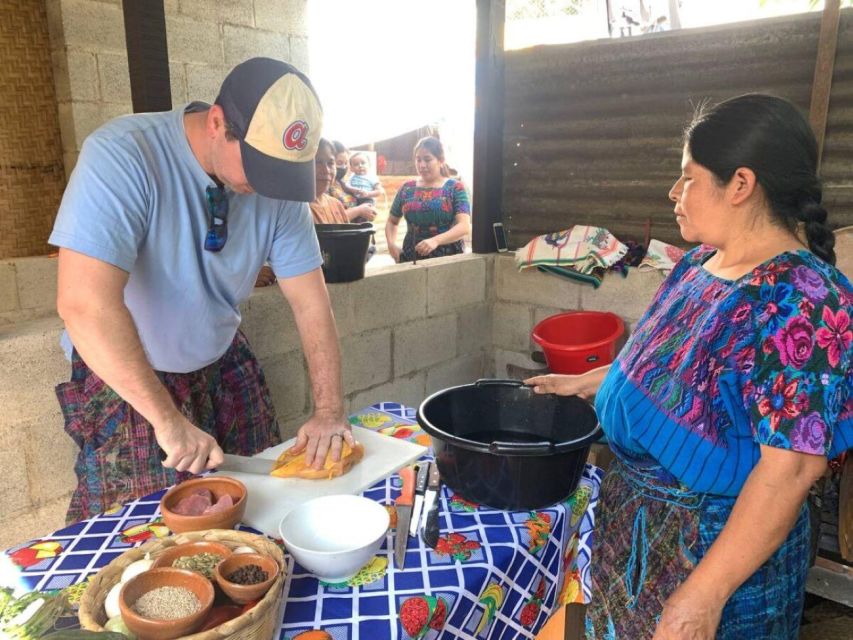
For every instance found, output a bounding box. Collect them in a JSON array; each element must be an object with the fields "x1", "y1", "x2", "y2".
[
  {"x1": 213, "y1": 553, "x2": 280, "y2": 605},
  {"x1": 159, "y1": 476, "x2": 247, "y2": 533},
  {"x1": 119, "y1": 567, "x2": 214, "y2": 640},
  {"x1": 151, "y1": 541, "x2": 232, "y2": 578}
]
